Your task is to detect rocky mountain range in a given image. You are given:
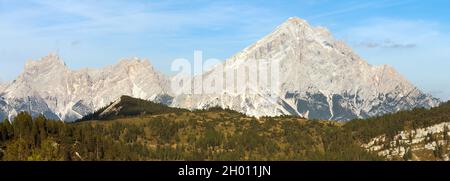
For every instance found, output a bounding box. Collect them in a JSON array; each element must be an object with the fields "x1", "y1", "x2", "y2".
[
  {"x1": 172, "y1": 17, "x2": 440, "y2": 120},
  {"x1": 0, "y1": 54, "x2": 171, "y2": 121},
  {"x1": 0, "y1": 17, "x2": 441, "y2": 122}
]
